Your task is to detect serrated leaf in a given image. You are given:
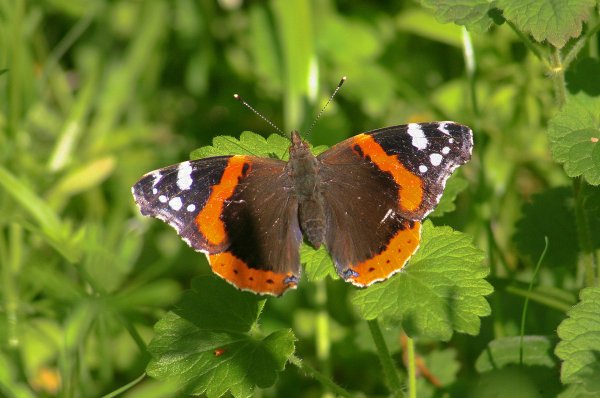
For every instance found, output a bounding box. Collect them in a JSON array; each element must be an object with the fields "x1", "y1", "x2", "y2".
[
  {"x1": 514, "y1": 187, "x2": 579, "y2": 268},
  {"x1": 548, "y1": 93, "x2": 600, "y2": 185},
  {"x1": 190, "y1": 131, "x2": 324, "y2": 161},
  {"x1": 351, "y1": 221, "x2": 492, "y2": 341},
  {"x1": 190, "y1": 131, "x2": 289, "y2": 160},
  {"x1": 475, "y1": 336, "x2": 557, "y2": 372},
  {"x1": 496, "y1": 0, "x2": 595, "y2": 48},
  {"x1": 555, "y1": 287, "x2": 600, "y2": 393},
  {"x1": 419, "y1": 0, "x2": 497, "y2": 33},
  {"x1": 147, "y1": 276, "x2": 296, "y2": 397},
  {"x1": 300, "y1": 243, "x2": 338, "y2": 282},
  {"x1": 430, "y1": 174, "x2": 469, "y2": 217}
]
